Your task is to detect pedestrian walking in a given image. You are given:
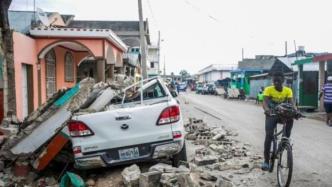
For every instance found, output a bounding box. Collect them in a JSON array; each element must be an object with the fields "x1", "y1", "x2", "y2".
[{"x1": 320, "y1": 76, "x2": 332, "y2": 126}]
